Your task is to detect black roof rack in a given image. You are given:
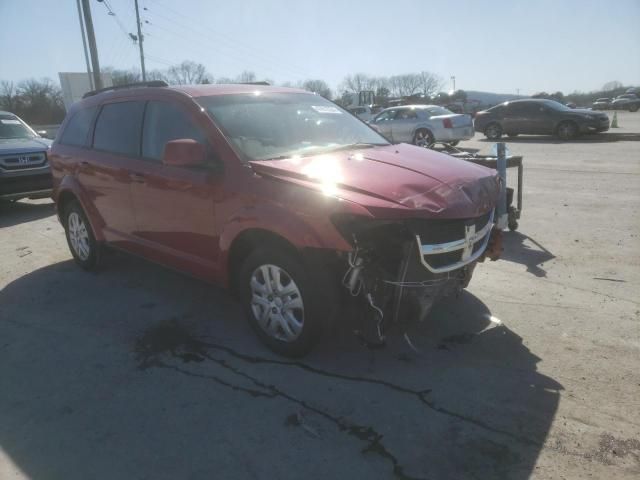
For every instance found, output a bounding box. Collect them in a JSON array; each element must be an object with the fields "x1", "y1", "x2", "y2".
[
  {"x1": 82, "y1": 80, "x2": 168, "y2": 99},
  {"x1": 238, "y1": 81, "x2": 270, "y2": 86}
]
